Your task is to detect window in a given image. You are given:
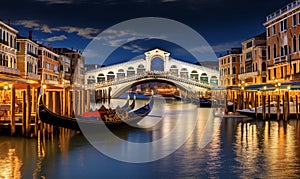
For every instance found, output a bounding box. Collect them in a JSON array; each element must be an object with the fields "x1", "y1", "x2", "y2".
[
  {"x1": 267, "y1": 46, "x2": 270, "y2": 60},
  {"x1": 262, "y1": 62, "x2": 266, "y2": 71},
  {"x1": 293, "y1": 14, "x2": 297, "y2": 26},
  {"x1": 299, "y1": 34, "x2": 300, "y2": 51},
  {"x1": 268, "y1": 69, "x2": 271, "y2": 80},
  {"x1": 274, "y1": 68, "x2": 276, "y2": 78},
  {"x1": 246, "y1": 41, "x2": 253, "y2": 48},
  {"x1": 233, "y1": 66, "x2": 236, "y2": 74},
  {"x1": 280, "y1": 19, "x2": 287, "y2": 31},
  {"x1": 232, "y1": 57, "x2": 236, "y2": 62},
  {"x1": 228, "y1": 68, "x2": 230, "y2": 75},
  {"x1": 228, "y1": 58, "x2": 230, "y2": 63},
  {"x1": 246, "y1": 52, "x2": 252, "y2": 60},
  {"x1": 273, "y1": 25, "x2": 276, "y2": 35},
  {"x1": 273, "y1": 44, "x2": 277, "y2": 58},
  {"x1": 299, "y1": 13, "x2": 300, "y2": 24},
  {"x1": 267, "y1": 27, "x2": 270, "y2": 37},
  {"x1": 293, "y1": 35, "x2": 297, "y2": 53}
]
